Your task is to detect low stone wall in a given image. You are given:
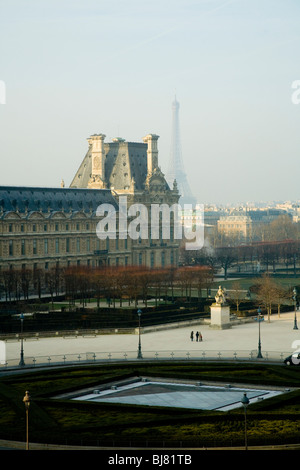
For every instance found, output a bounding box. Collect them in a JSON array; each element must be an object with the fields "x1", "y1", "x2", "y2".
[
  {"x1": 0, "y1": 316, "x2": 255, "y2": 341},
  {"x1": 138, "y1": 318, "x2": 208, "y2": 334}
]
